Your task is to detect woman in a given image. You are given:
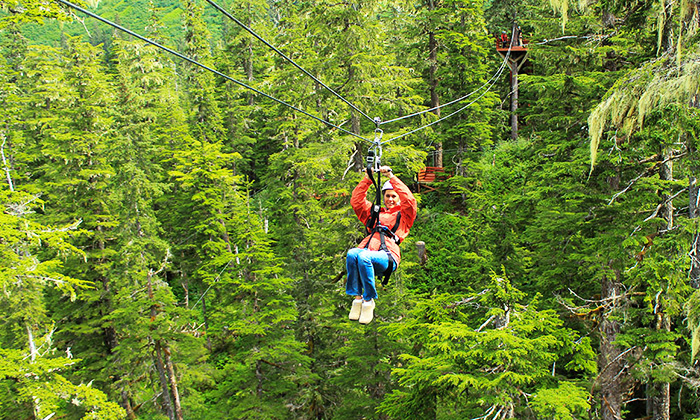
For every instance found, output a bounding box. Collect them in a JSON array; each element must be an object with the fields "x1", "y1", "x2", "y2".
[{"x1": 346, "y1": 165, "x2": 417, "y2": 324}]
